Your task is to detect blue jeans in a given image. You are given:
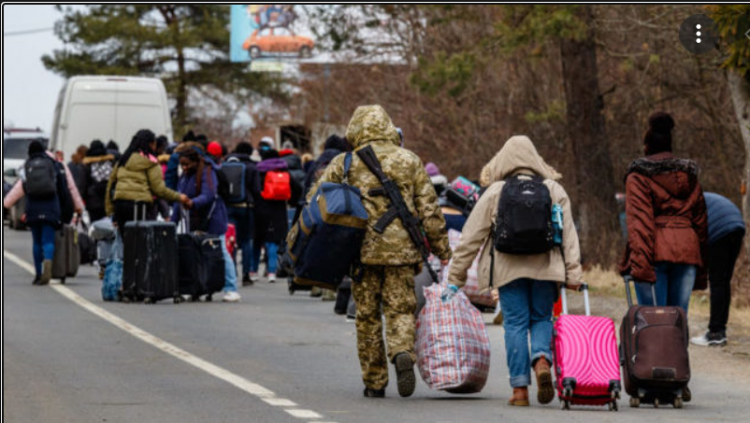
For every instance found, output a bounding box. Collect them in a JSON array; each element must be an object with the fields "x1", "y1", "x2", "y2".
[
  {"x1": 227, "y1": 207, "x2": 254, "y2": 276},
  {"x1": 498, "y1": 279, "x2": 557, "y2": 388},
  {"x1": 219, "y1": 234, "x2": 238, "y2": 293},
  {"x1": 635, "y1": 262, "x2": 696, "y2": 312},
  {"x1": 250, "y1": 242, "x2": 278, "y2": 274},
  {"x1": 29, "y1": 223, "x2": 56, "y2": 276}
]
